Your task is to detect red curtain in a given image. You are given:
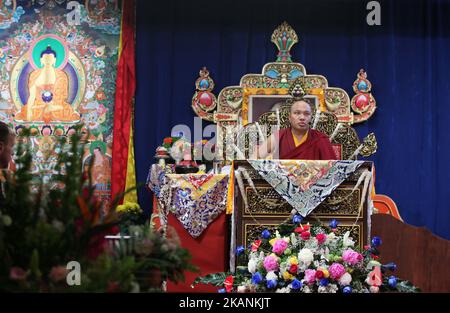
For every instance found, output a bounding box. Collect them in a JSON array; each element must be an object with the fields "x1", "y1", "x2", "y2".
[{"x1": 111, "y1": 0, "x2": 136, "y2": 204}]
